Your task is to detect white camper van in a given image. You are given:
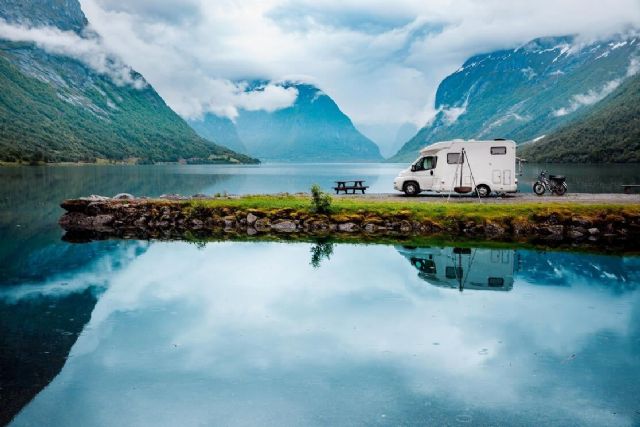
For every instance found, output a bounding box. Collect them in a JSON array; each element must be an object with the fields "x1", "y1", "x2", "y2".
[{"x1": 393, "y1": 139, "x2": 519, "y2": 197}]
